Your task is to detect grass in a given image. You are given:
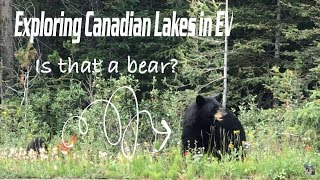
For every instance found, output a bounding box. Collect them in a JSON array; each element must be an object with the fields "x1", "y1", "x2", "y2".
[{"x1": 0, "y1": 143, "x2": 319, "y2": 179}]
